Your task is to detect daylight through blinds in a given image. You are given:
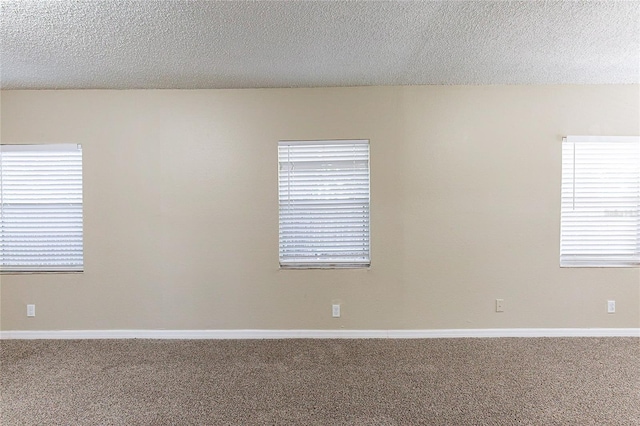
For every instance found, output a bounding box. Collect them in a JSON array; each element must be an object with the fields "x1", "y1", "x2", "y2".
[
  {"x1": 278, "y1": 140, "x2": 370, "y2": 267},
  {"x1": 560, "y1": 136, "x2": 640, "y2": 267},
  {"x1": 0, "y1": 144, "x2": 83, "y2": 272}
]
